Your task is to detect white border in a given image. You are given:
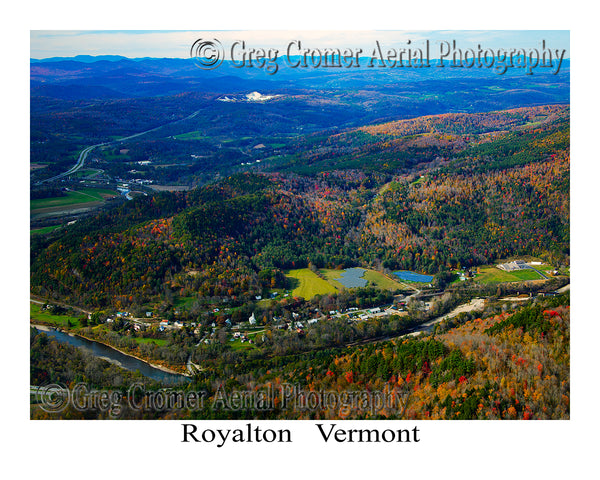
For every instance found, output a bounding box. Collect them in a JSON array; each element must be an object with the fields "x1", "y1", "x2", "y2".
[{"x1": 6, "y1": 1, "x2": 597, "y2": 478}]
